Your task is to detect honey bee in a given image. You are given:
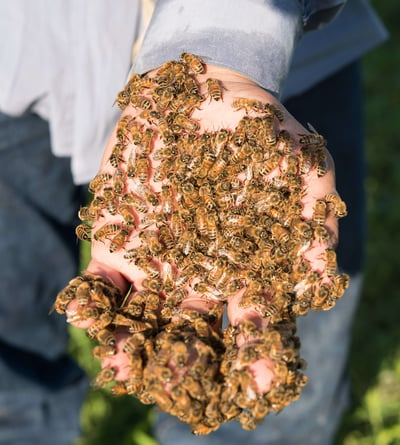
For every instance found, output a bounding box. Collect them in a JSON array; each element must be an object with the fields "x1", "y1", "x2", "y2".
[
  {"x1": 158, "y1": 224, "x2": 175, "y2": 250},
  {"x1": 114, "y1": 88, "x2": 130, "y2": 110},
  {"x1": 325, "y1": 193, "x2": 348, "y2": 218},
  {"x1": 126, "y1": 148, "x2": 136, "y2": 178},
  {"x1": 154, "y1": 87, "x2": 174, "y2": 111},
  {"x1": 311, "y1": 283, "x2": 332, "y2": 310},
  {"x1": 130, "y1": 94, "x2": 152, "y2": 110},
  {"x1": 324, "y1": 248, "x2": 337, "y2": 276},
  {"x1": 298, "y1": 148, "x2": 314, "y2": 174},
  {"x1": 160, "y1": 185, "x2": 175, "y2": 214},
  {"x1": 122, "y1": 332, "x2": 146, "y2": 354},
  {"x1": 109, "y1": 228, "x2": 131, "y2": 253},
  {"x1": 139, "y1": 109, "x2": 161, "y2": 124},
  {"x1": 180, "y1": 52, "x2": 205, "y2": 74},
  {"x1": 233, "y1": 116, "x2": 250, "y2": 146},
  {"x1": 141, "y1": 277, "x2": 162, "y2": 293},
  {"x1": 121, "y1": 193, "x2": 148, "y2": 213},
  {"x1": 291, "y1": 218, "x2": 313, "y2": 240},
  {"x1": 135, "y1": 257, "x2": 160, "y2": 278},
  {"x1": 313, "y1": 199, "x2": 327, "y2": 225},
  {"x1": 128, "y1": 120, "x2": 144, "y2": 145},
  {"x1": 270, "y1": 222, "x2": 290, "y2": 244},
  {"x1": 103, "y1": 187, "x2": 118, "y2": 215},
  {"x1": 118, "y1": 204, "x2": 136, "y2": 228},
  {"x1": 138, "y1": 230, "x2": 163, "y2": 255},
  {"x1": 92, "y1": 344, "x2": 116, "y2": 360},
  {"x1": 173, "y1": 113, "x2": 200, "y2": 132},
  {"x1": 175, "y1": 264, "x2": 198, "y2": 287},
  {"x1": 132, "y1": 183, "x2": 160, "y2": 207},
  {"x1": 78, "y1": 205, "x2": 96, "y2": 222},
  {"x1": 232, "y1": 97, "x2": 263, "y2": 113},
  {"x1": 284, "y1": 155, "x2": 299, "y2": 175},
  {"x1": 153, "y1": 158, "x2": 174, "y2": 182},
  {"x1": 315, "y1": 148, "x2": 328, "y2": 177},
  {"x1": 314, "y1": 225, "x2": 330, "y2": 243},
  {"x1": 169, "y1": 211, "x2": 184, "y2": 239},
  {"x1": 137, "y1": 128, "x2": 155, "y2": 155},
  {"x1": 112, "y1": 168, "x2": 124, "y2": 196},
  {"x1": 86, "y1": 312, "x2": 114, "y2": 339},
  {"x1": 135, "y1": 155, "x2": 150, "y2": 183},
  {"x1": 160, "y1": 262, "x2": 175, "y2": 293},
  {"x1": 331, "y1": 273, "x2": 350, "y2": 299},
  {"x1": 75, "y1": 223, "x2": 92, "y2": 242},
  {"x1": 88, "y1": 173, "x2": 112, "y2": 194},
  {"x1": 110, "y1": 384, "x2": 128, "y2": 396},
  {"x1": 298, "y1": 130, "x2": 326, "y2": 149},
  {"x1": 93, "y1": 223, "x2": 121, "y2": 243},
  {"x1": 206, "y1": 78, "x2": 223, "y2": 101},
  {"x1": 95, "y1": 367, "x2": 117, "y2": 387},
  {"x1": 258, "y1": 151, "x2": 281, "y2": 175}
]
